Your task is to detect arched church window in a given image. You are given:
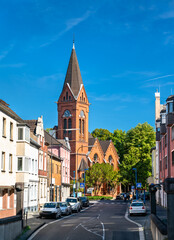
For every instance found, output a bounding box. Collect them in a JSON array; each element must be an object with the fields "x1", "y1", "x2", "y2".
[
  {"x1": 63, "y1": 96, "x2": 65, "y2": 101},
  {"x1": 68, "y1": 118, "x2": 72, "y2": 130},
  {"x1": 63, "y1": 110, "x2": 71, "y2": 118},
  {"x1": 79, "y1": 119, "x2": 81, "y2": 134},
  {"x1": 94, "y1": 153, "x2": 98, "y2": 162},
  {"x1": 80, "y1": 110, "x2": 85, "y2": 118},
  {"x1": 108, "y1": 155, "x2": 113, "y2": 164},
  {"x1": 82, "y1": 120, "x2": 84, "y2": 134},
  {"x1": 66, "y1": 92, "x2": 68, "y2": 100},
  {"x1": 69, "y1": 96, "x2": 71, "y2": 100},
  {"x1": 64, "y1": 119, "x2": 67, "y2": 133},
  {"x1": 82, "y1": 93, "x2": 83, "y2": 100}
]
